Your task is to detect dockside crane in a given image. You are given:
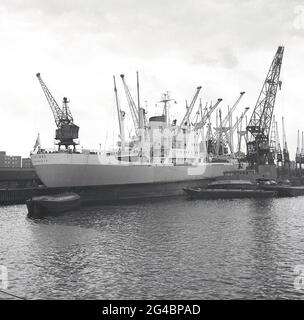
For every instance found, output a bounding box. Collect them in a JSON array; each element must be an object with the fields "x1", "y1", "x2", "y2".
[
  {"x1": 206, "y1": 118, "x2": 217, "y2": 154},
  {"x1": 215, "y1": 109, "x2": 227, "y2": 155},
  {"x1": 296, "y1": 129, "x2": 301, "y2": 168},
  {"x1": 36, "y1": 73, "x2": 79, "y2": 150},
  {"x1": 194, "y1": 99, "x2": 205, "y2": 126},
  {"x1": 180, "y1": 86, "x2": 202, "y2": 127},
  {"x1": 269, "y1": 115, "x2": 277, "y2": 164},
  {"x1": 301, "y1": 131, "x2": 304, "y2": 168},
  {"x1": 246, "y1": 46, "x2": 284, "y2": 169},
  {"x1": 282, "y1": 116, "x2": 290, "y2": 166},
  {"x1": 275, "y1": 120, "x2": 283, "y2": 166}
]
